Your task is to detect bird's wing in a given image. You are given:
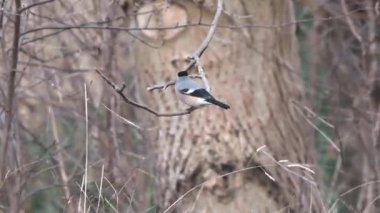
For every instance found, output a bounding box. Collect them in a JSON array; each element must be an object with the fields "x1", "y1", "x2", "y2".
[{"x1": 180, "y1": 88, "x2": 213, "y2": 99}]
